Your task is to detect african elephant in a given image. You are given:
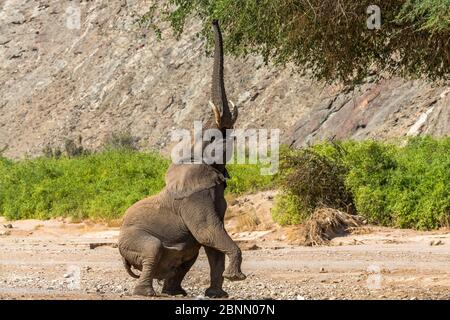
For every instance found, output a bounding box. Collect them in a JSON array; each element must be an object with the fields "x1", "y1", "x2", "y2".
[{"x1": 118, "y1": 20, "x2": 245, "y2": 298}]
